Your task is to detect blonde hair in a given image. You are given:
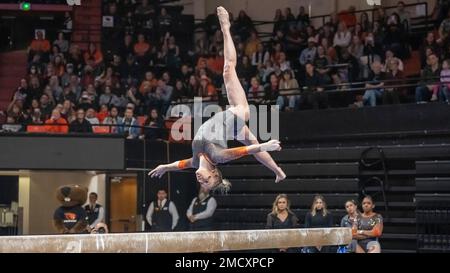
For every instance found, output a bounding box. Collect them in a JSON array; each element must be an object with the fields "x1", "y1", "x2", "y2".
[
  {"x1": 212, "y1": 167, "x2": 232, "y2": 194},
  {"x1": 271, "y1": 194, "x2": 293, "y2": 216},
  {"x1": 311, "y1": 195, "x2": 329, "y2": 217}
]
